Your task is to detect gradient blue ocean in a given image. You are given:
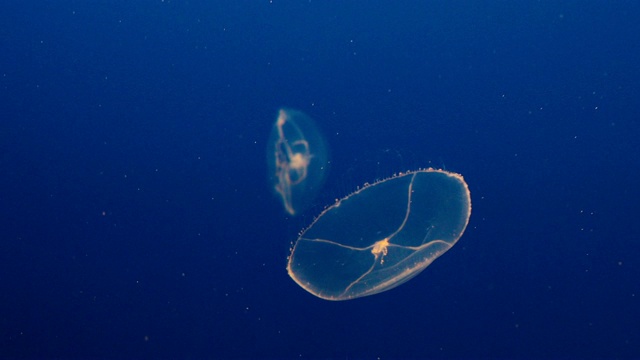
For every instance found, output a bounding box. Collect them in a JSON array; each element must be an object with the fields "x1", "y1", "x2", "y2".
[{"x1": 1, "y1": 1, "x2": 639, "y2": 358}]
